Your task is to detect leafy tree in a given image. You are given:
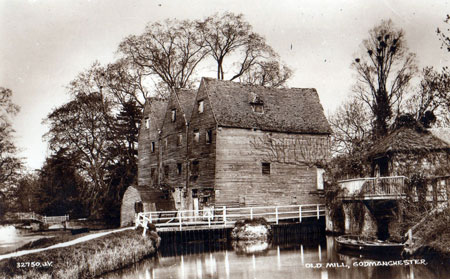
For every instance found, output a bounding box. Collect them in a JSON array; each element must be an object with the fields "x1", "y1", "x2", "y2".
[
  {"x1": 0, "y1": 87, "x2": 22, "y2": 217},
  {"x1": 352, "y1": 20, "x2": 417, "y2": 138},
  {"x1": 34, "y1": 150, "x2": 87, "y2": 217},
  {"x1": 44, "y1": 92, "x2": 115, "y2": 217}
]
